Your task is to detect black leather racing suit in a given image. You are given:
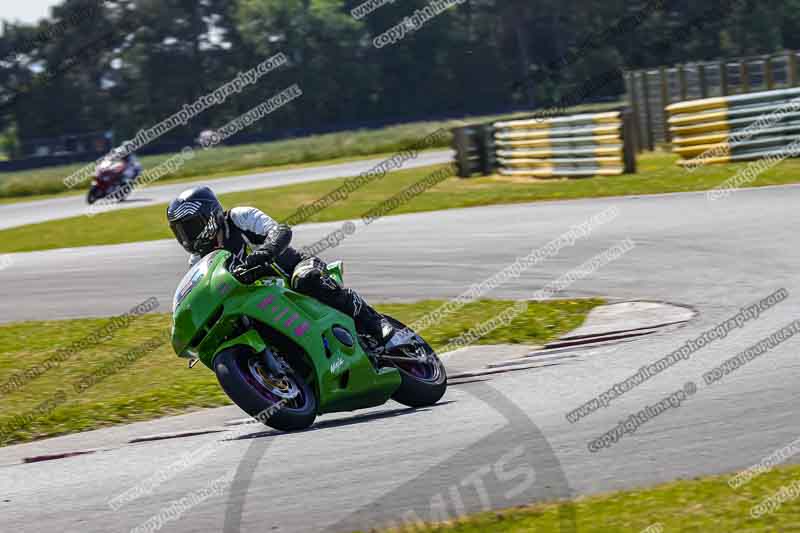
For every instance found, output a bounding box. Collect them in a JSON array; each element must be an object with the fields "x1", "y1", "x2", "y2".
[{"x1": 189, "y1": 207, "x2": 384, "y2": 338}]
